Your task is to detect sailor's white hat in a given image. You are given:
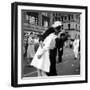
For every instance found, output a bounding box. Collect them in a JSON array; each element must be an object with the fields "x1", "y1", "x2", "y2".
[{"x1": 52, "y1": 21, "x2": 62, "y2": 28}]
